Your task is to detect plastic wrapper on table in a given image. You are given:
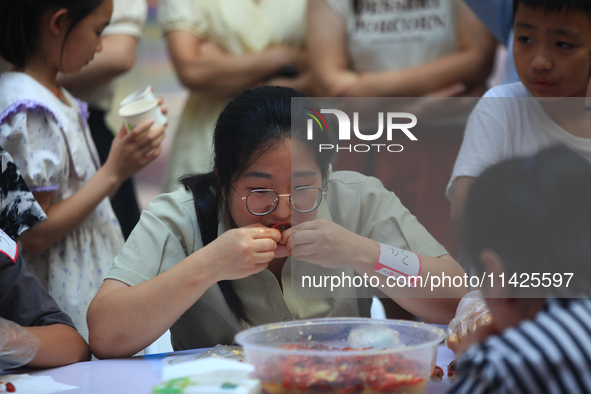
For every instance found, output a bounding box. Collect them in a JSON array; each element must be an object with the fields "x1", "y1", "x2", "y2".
[
  {"x1": 162, "y1": 344, "x2": 245, "y2": 367},
  {"x1": 446, "y1": 290, "x2": 493, "y2": 351},
  {"x1": 154, "y1": 357, "x2": 260, "y2": 394},
  {"x1": 0, "y1": 317, "x2": 40, "y2": 371}
]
